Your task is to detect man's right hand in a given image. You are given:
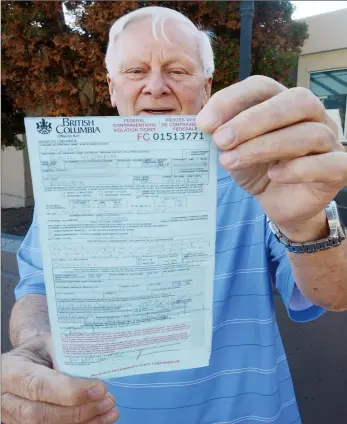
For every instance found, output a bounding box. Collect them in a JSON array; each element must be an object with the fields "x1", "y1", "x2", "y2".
[{"x1": 1, "y1": 336, "x2": 119, "y2": 424}]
